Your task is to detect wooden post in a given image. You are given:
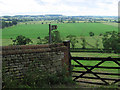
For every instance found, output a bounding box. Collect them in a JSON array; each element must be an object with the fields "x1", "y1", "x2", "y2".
[
  {"x1": 63, "y1": 40, "x2": 71, "y2": 76},
  {"x1": 49, "y1": 24, "x2": 52, "y2": 44}
]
